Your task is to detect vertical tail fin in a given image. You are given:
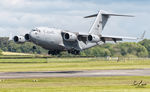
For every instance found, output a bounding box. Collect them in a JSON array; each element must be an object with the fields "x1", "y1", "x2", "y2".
[{"x1": 84, "y1": 10, "x2": 134, "y2": 35}]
